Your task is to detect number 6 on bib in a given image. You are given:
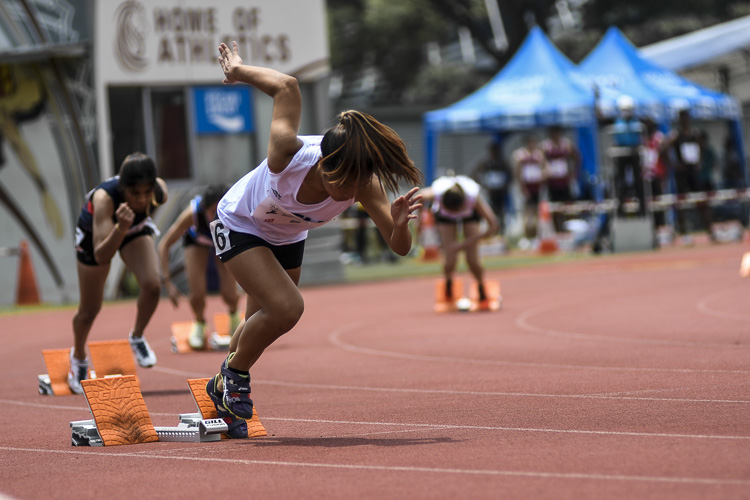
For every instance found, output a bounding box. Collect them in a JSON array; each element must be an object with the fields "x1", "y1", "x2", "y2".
[{"x1": 210, "y1": 220, "x2": 232, "y2": 255}]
